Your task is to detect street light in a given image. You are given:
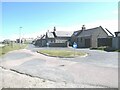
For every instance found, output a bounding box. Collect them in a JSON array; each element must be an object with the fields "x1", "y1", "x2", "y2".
[{"x1": 19, "y1": 27, "x2": 22, "y2": 48}]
